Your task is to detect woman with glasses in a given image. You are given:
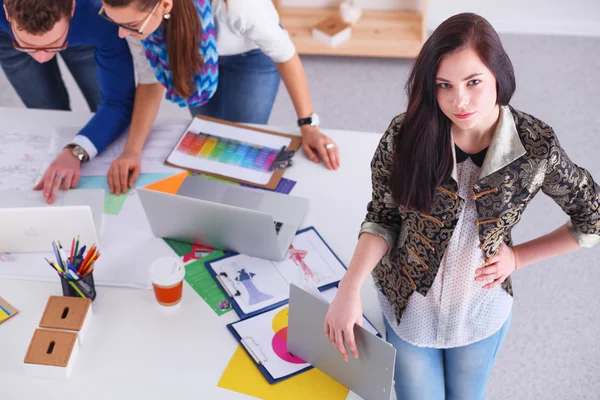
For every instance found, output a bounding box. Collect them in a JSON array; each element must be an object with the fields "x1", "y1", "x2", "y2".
[{"x1": 100, "y1": 0, "x2": 340, "y2": 195}]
